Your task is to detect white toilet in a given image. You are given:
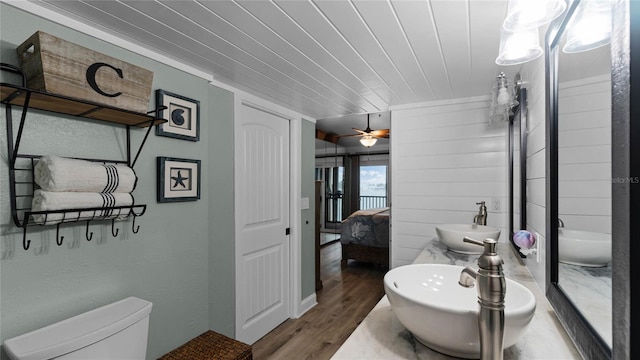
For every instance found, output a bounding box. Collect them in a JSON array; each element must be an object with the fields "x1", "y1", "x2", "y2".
[{"x1": 3, "y1": 297, "x2": 152, "y2": 360}]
